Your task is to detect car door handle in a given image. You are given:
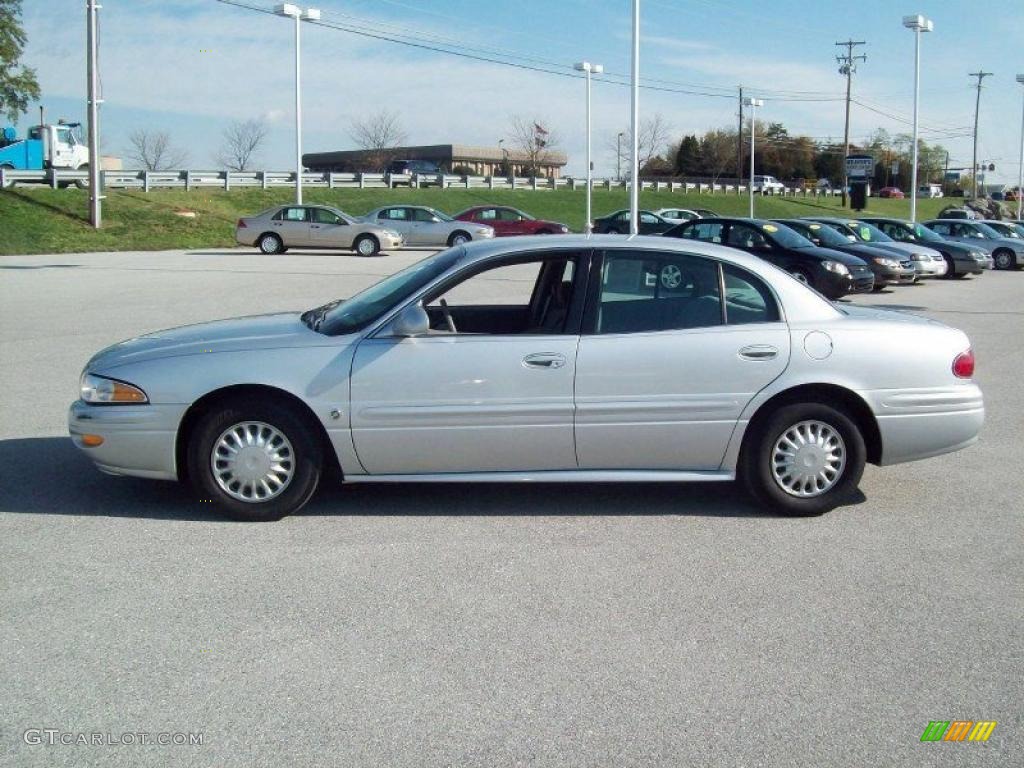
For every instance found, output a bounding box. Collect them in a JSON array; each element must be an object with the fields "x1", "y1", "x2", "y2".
[
  {"x1": 523, "y1": 353, "x2": 567, "y2": 369},
  {"x1": 738, "y1": 345, "x2": 778, "y2": 361}
]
